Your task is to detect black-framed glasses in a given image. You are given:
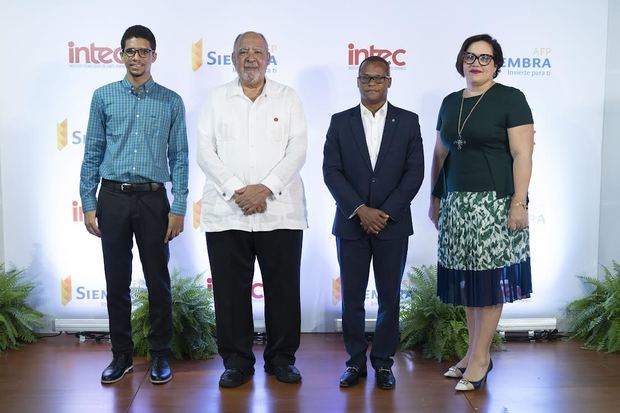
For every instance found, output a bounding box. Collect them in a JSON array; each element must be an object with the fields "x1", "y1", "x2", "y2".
[
  {"x1": 463, "y1": 52, "x2": 494, "y2": 66},
  {"x1": 358, "y1": 75, "x2": 390, "y2": 84},
  {"x1": 122, "y1": 48, "x2": 154, "y2": 58}
]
